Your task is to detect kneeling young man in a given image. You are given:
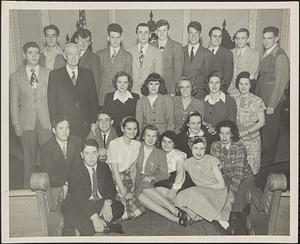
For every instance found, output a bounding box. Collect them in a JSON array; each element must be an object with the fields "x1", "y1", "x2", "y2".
[{"x1": 62, "y1": 138, "x2": 124, "y2": 236}]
